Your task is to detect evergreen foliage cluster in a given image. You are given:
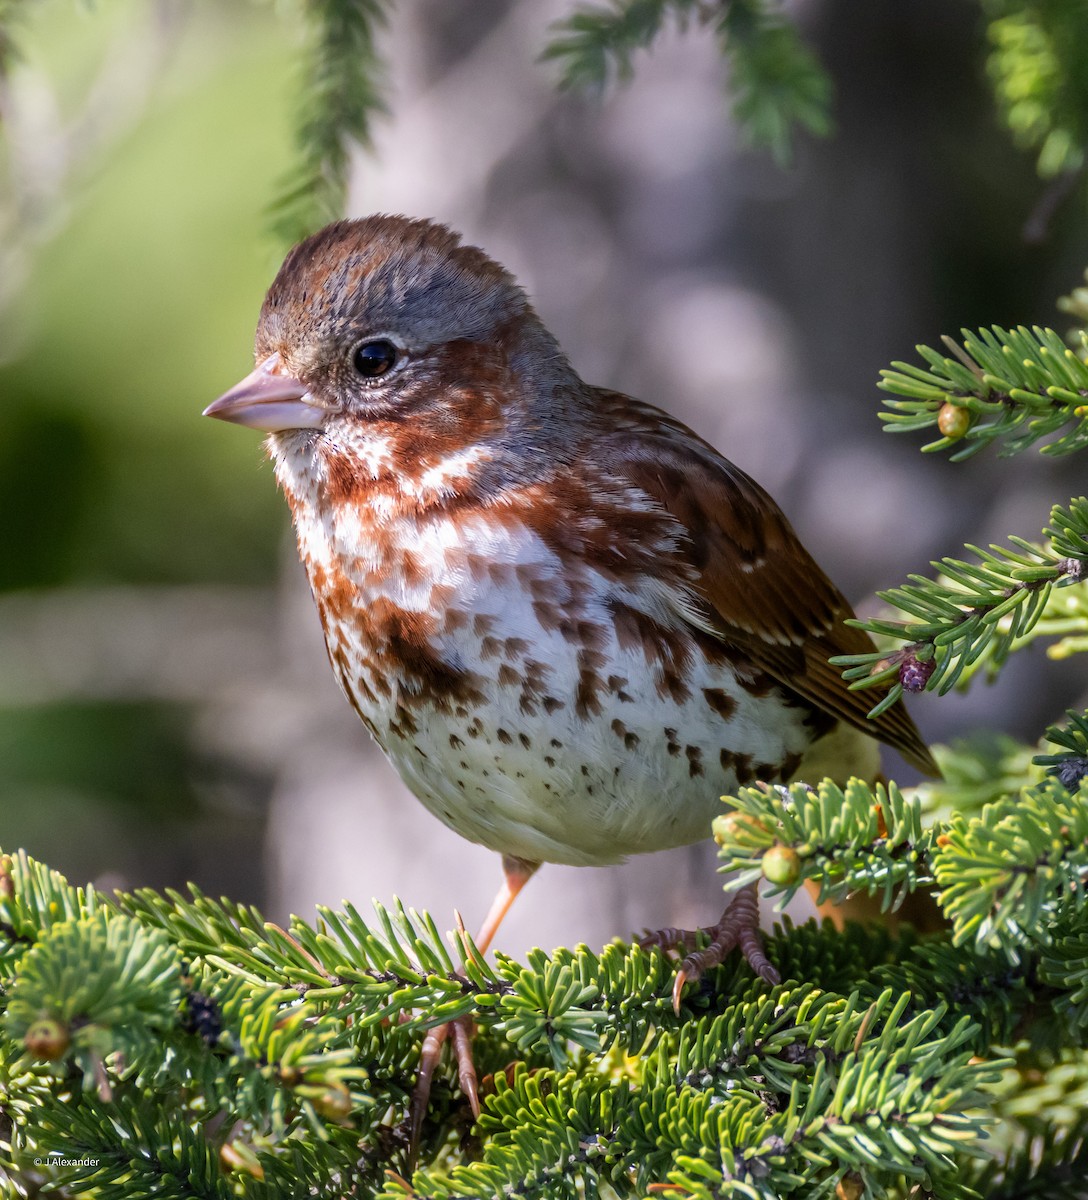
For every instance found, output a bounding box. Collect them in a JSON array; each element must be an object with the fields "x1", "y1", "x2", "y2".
[
  {"x1": 259, "y1": 0, "x2": 1088, "y2": 247},
  {"x1": 3, "y1": 1, "x2": 1088, "y2": 1197},
  {"x1": 541, "y1": 0, "x2": 831, "y2": 164}
]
